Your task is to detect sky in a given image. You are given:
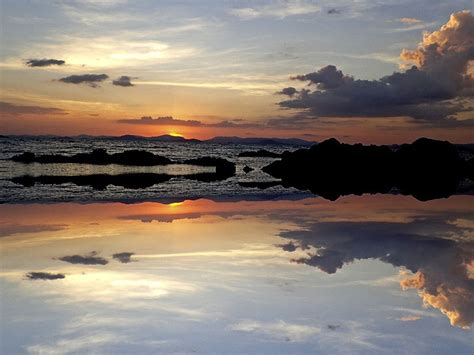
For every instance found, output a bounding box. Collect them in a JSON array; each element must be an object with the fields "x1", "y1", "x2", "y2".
[{"x1": 0, "y1": 0, "x2": 473, "y2": 143}]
